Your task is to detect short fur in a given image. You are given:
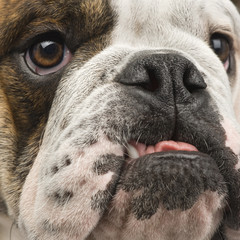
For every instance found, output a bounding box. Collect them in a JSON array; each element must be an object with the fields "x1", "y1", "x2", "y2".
[{"x1": 0, "y1": 0, "x2": 240, "y2": 240}]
